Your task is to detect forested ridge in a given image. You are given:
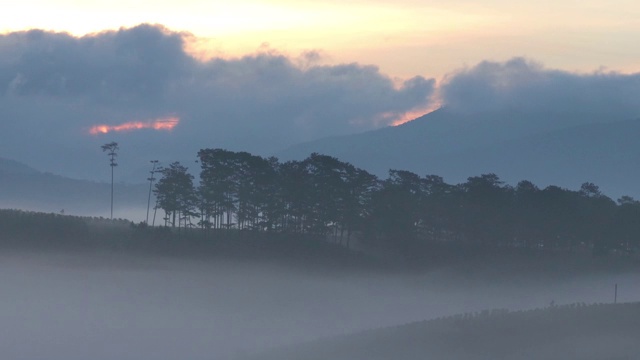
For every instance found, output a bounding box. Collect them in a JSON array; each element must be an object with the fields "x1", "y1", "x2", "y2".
[
  {"x1": 150, "y1": 148, "x2": 640, "y2": 257},
  {"x1": 2, "y1": 148, "x2": 640, "y2": 261}
]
